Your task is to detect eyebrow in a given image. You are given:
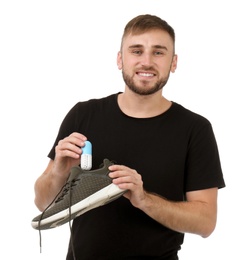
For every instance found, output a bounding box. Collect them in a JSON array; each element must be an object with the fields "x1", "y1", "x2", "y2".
[{"x1": 128, "y1": 44, "x2": 168, "y2": 51}]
